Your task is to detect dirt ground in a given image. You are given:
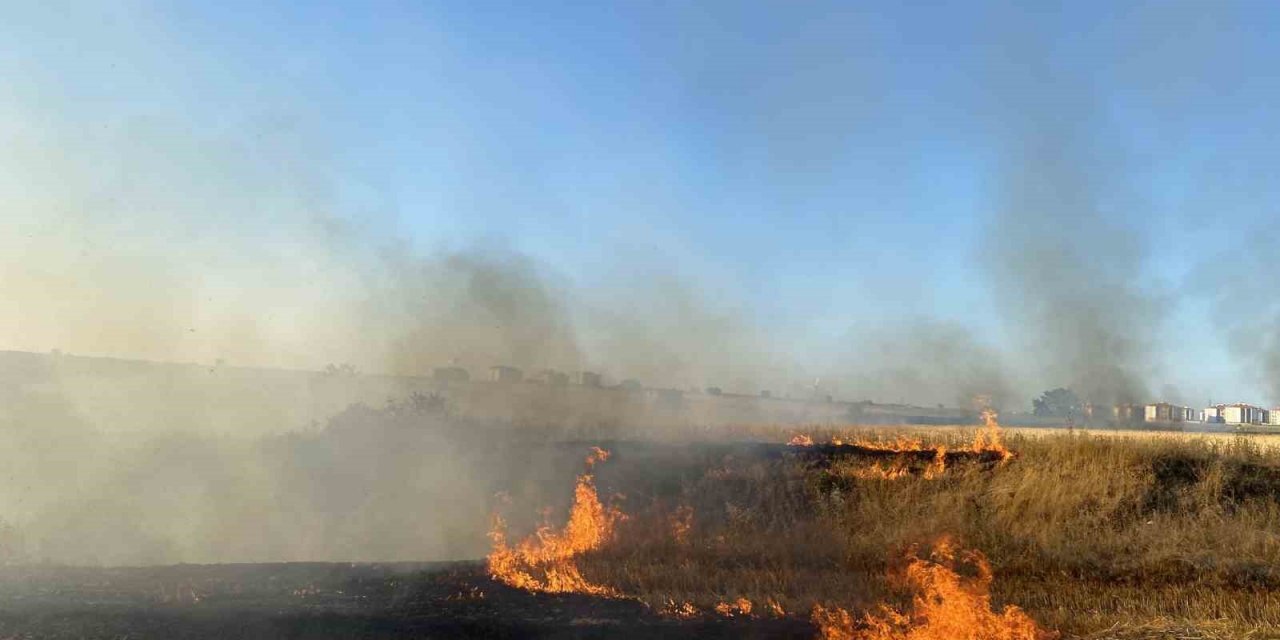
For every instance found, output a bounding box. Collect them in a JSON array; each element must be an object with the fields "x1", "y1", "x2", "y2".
[{"x1": 0, "y1": 562, "x2": 814, "y2": 639}]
